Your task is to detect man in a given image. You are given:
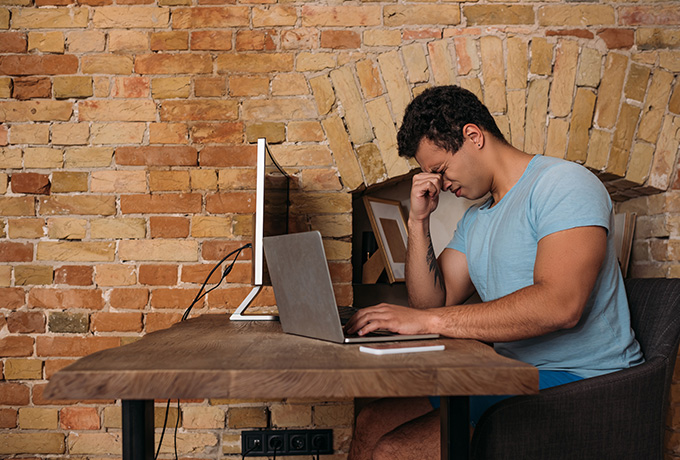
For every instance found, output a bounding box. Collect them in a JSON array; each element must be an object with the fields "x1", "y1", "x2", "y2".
[{"x1": 345, "y1": 85, "x2": 643, "y2": 460}]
